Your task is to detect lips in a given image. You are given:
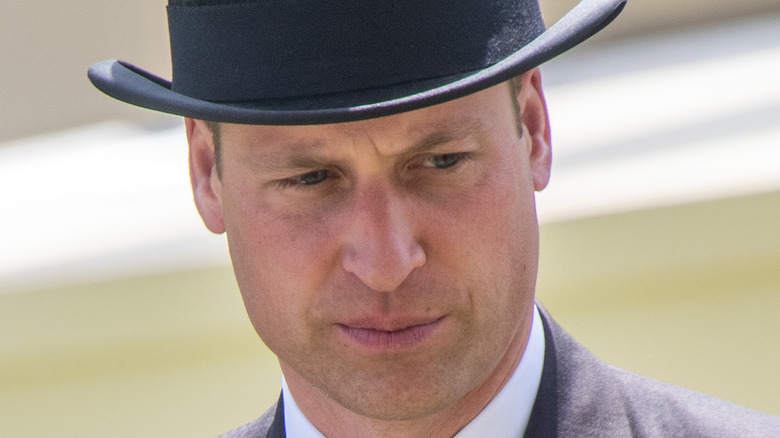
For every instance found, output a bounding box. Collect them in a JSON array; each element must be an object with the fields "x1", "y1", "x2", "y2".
[{"x1": 337, "y1": 316, "x2": 446, "y2": 351}]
